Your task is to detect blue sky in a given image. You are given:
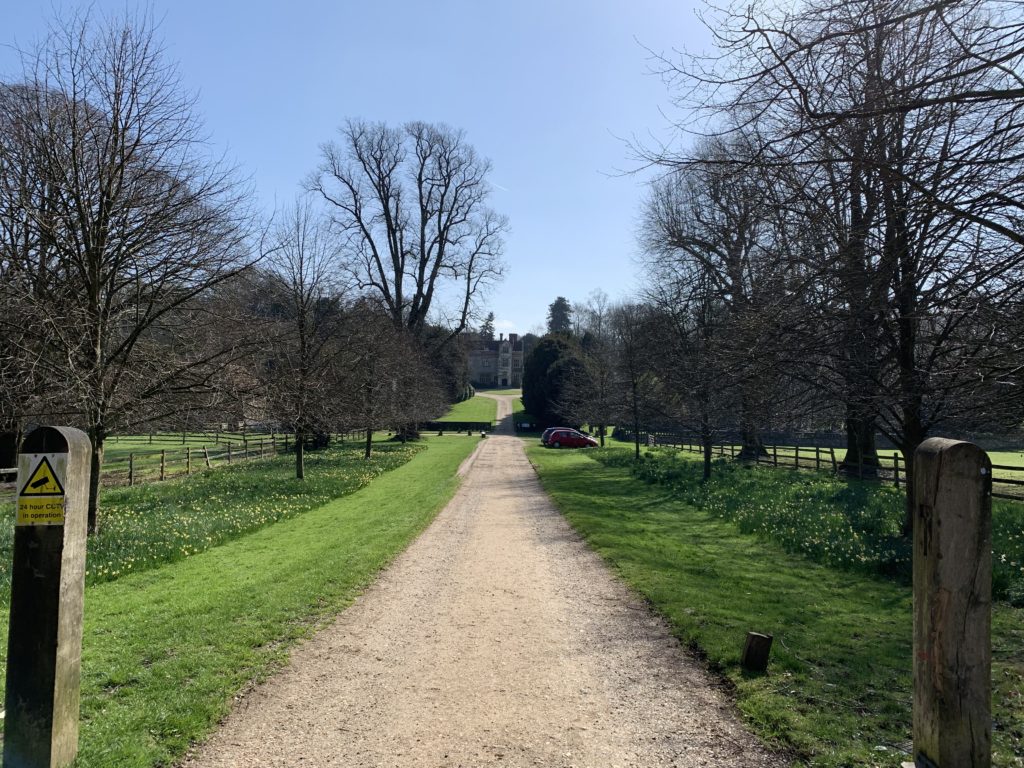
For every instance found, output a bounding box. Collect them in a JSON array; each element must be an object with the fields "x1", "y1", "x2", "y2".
[{"x1": 1, "y1": 1, "x2": 708, "y2": 334}]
